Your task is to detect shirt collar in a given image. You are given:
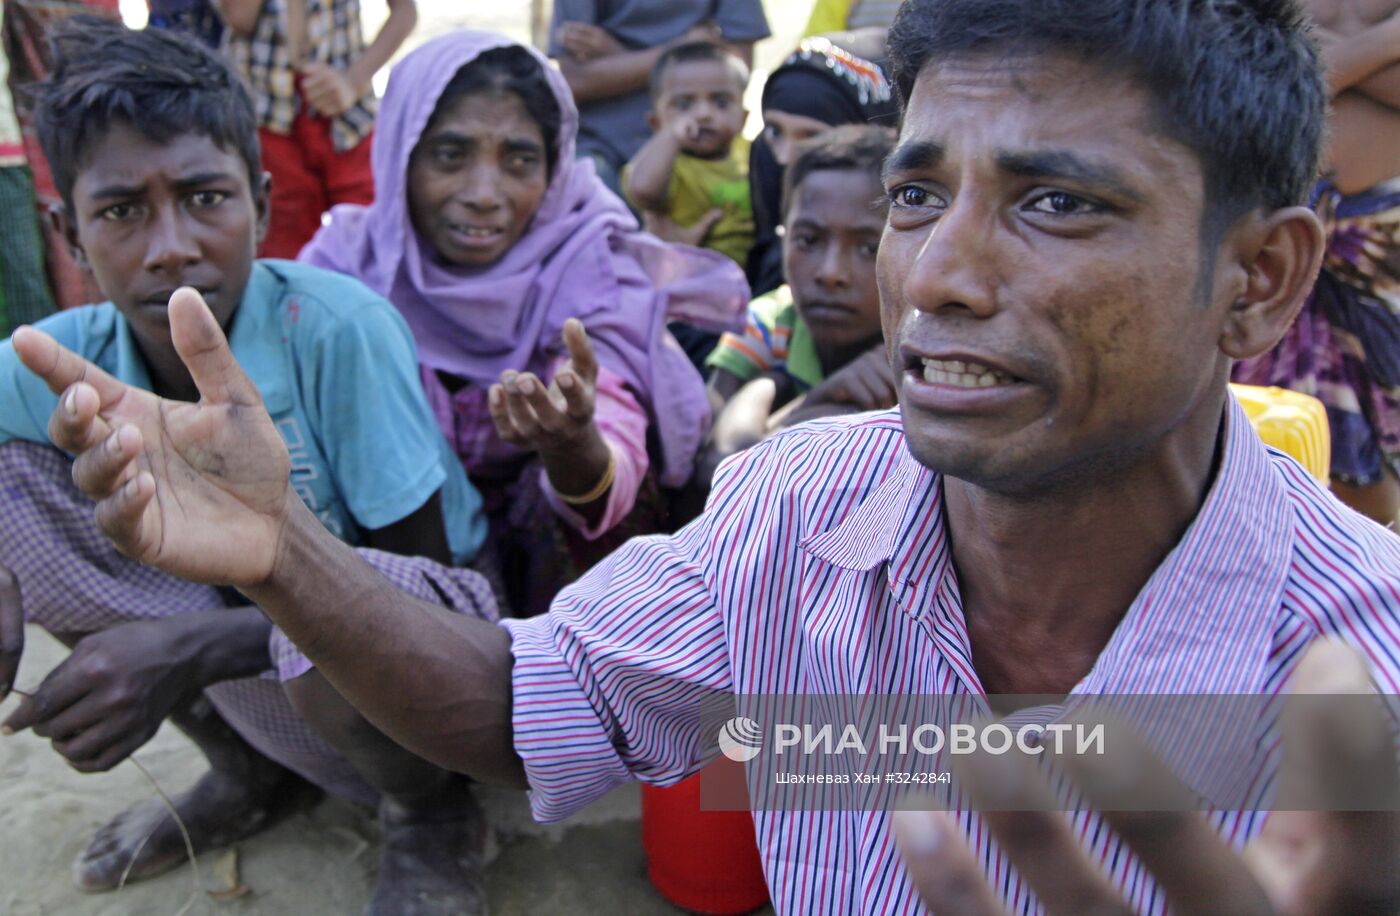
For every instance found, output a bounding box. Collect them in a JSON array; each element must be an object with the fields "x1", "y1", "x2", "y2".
[
  {"x1": 112, "y1": 313, "x2": 155, "y2": 391},
  {"x1": 110, "y1": 262, "x2": 291, "y2": 414},
  {"x1": 799, "y1": 394, "x2": 1294, "y2": 695}
]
